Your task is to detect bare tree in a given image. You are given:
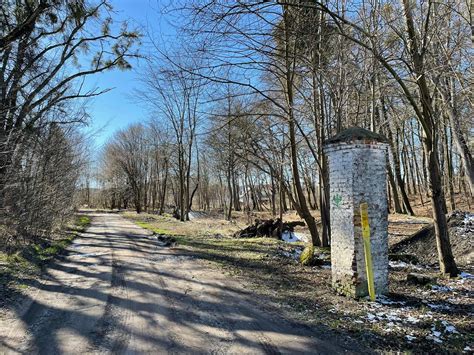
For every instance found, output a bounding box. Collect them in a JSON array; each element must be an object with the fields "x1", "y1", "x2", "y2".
[
  {"x1": 0, "y1": 0, "x2": 139, "y2": 200},
  {"x1": 172, "y1": 0, "x2": 471, "y2": 274},
  {"x1": 104, "y1": 124, "x2": 150, "y2": 213},
  {"x1": 138, "y1": 55, "x2": 203, "y2": 221}
]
